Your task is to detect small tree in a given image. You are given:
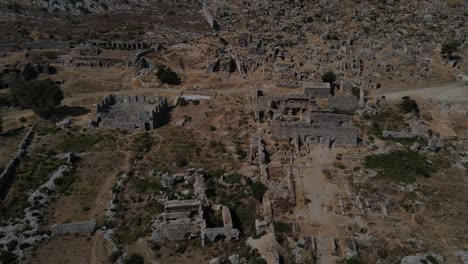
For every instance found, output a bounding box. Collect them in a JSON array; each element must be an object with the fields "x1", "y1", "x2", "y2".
[
  {"x1": 250, "y1": 182, "x2": 267, "y2": 201},
  {"x1": 11, "y1": 79, "x2": 64, "y2": 118},
  {"x1": 177, "y1": 97, "x2": 188, "y2": 106},
  {"x1": 322, "y1": 71, "x2": 337, "y2": 83},
  {"x1": 441, "y1": 39, "x2": 461, "y2": 58},
  {"x1": 400, "y1": 98, "x2": 419, "y2": 113},
  {"x1": 156, "y1": 66, "x2": 181, "y2": 85}
]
